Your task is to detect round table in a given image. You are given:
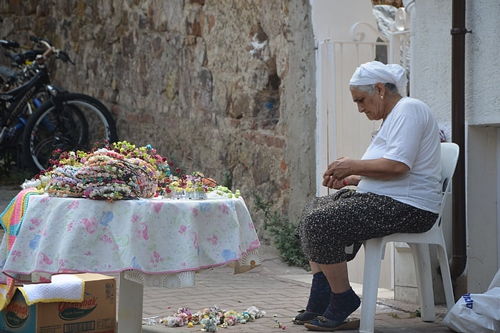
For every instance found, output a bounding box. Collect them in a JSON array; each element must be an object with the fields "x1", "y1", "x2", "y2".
[{"x1": 0, "y1": 193, "x2": 261, "y2": 332}]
